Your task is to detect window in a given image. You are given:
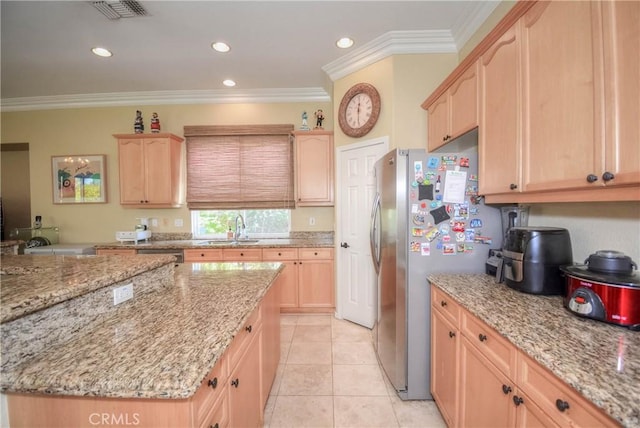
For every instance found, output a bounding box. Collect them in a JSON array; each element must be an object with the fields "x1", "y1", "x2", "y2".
[
  {"x1": 192, "y1": 209, "x2": 290, "y2": 239},
  {"x1": 184, "y1": 124, "x2": 294, "y2": 209}
]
